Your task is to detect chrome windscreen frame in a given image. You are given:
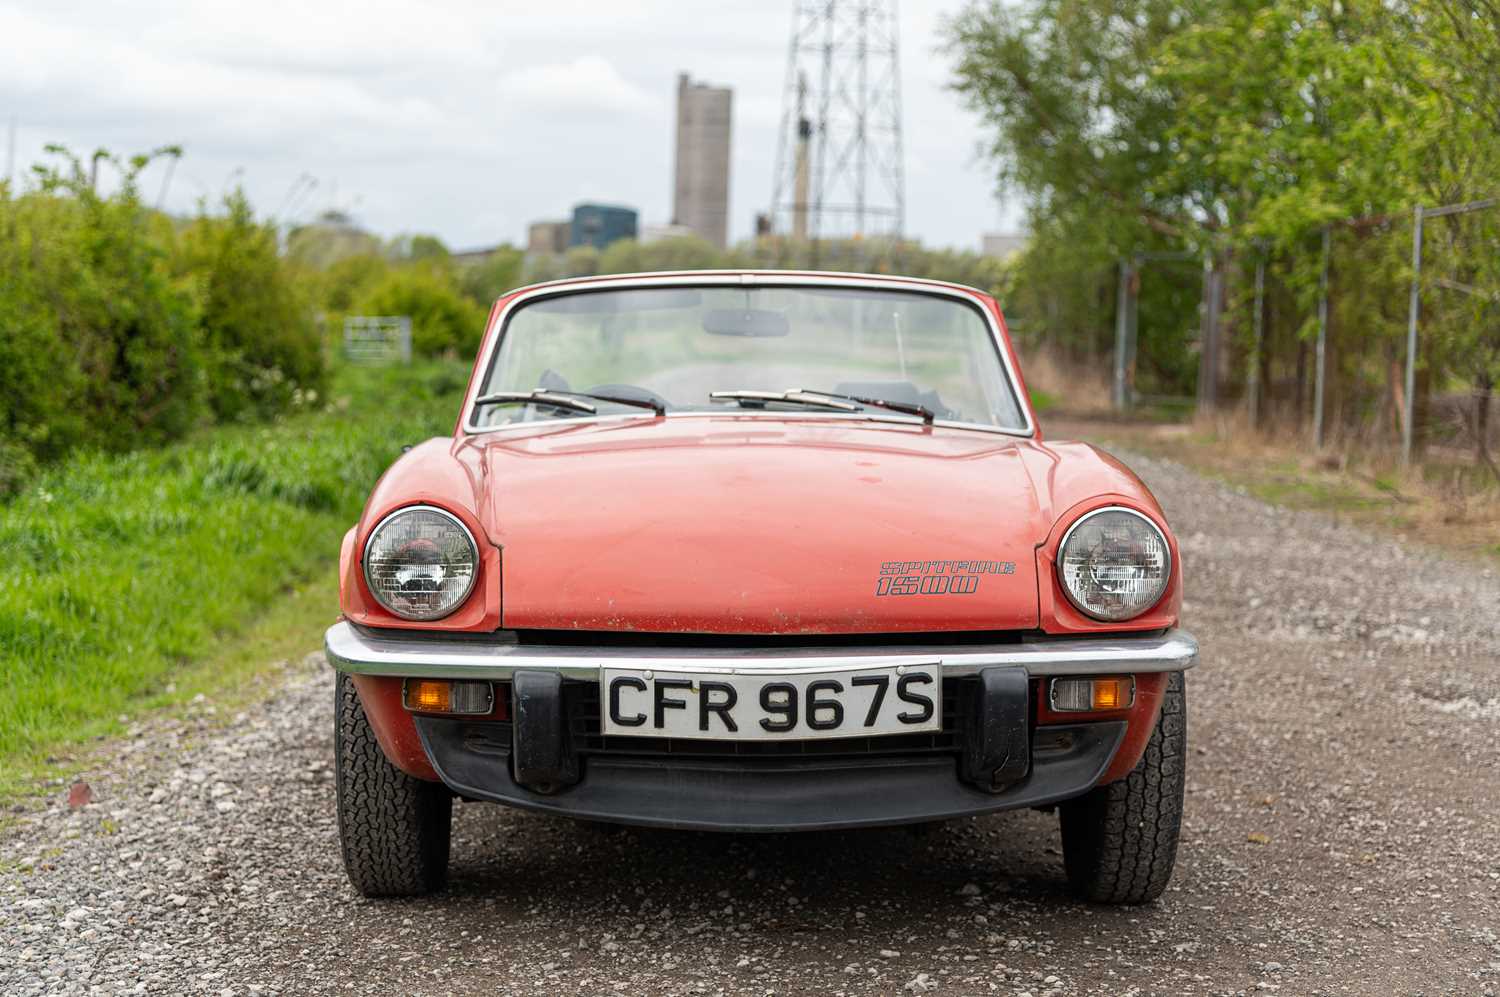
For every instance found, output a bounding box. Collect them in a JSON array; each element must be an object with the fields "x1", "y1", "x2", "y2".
[{"x1": 458, "y1": 271, "x2": 1038, "y2": 440}]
